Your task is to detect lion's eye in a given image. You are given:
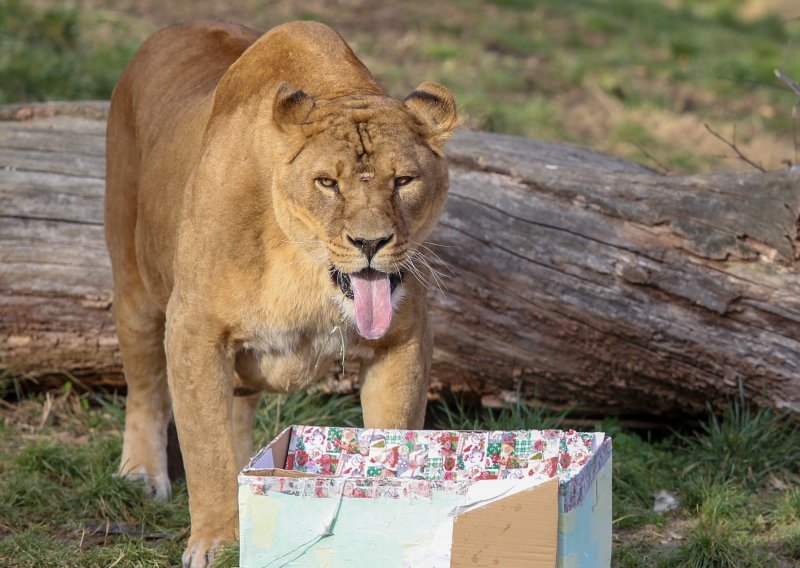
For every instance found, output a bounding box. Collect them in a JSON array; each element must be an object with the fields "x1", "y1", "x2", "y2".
[
  {"x1": 394, "y1": 176, "x2": 414, "y2": 189},
  {"x1": 315, "y1": 177, "x2": 339, "y2": 191}
]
